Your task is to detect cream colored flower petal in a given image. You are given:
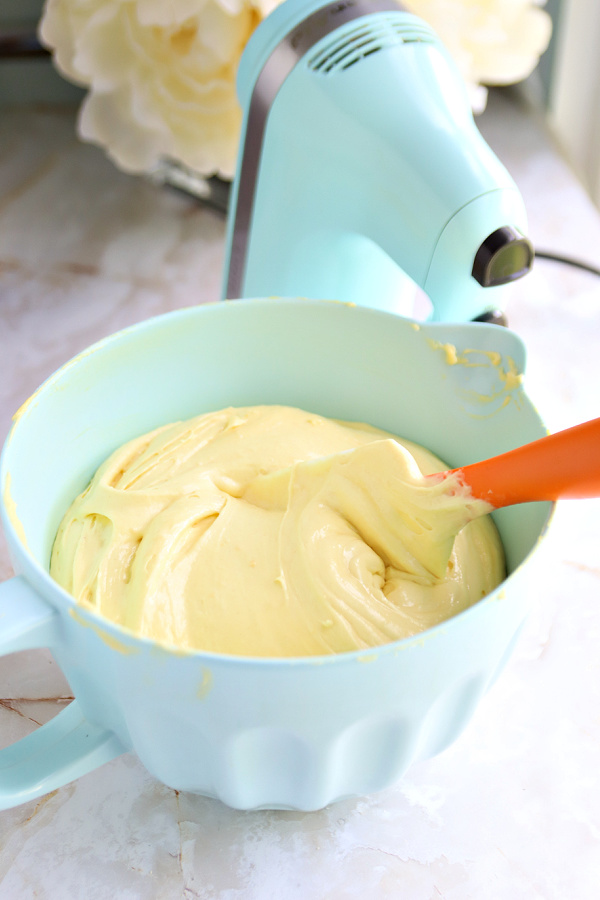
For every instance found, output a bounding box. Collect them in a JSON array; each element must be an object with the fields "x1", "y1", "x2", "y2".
[
  {"x1": 78, "y1": 88, "x2": 168, "y2": 172},
  {"x1": 218, "y1": 0, "x2": 257, "y2": 16},
  {"x1": 153, "y1": 67, "x2": 237, "y2": 112},
  {"x1": 173, "y1": 118, "x2": 240, "y2": 177},
  {"x1": 72, "y1": 4, "x2": 134, "y2": 90},
  {"x1": 121, "y1": 6, "x2": 183, "y2": 72},
  {"x1": 129, "y1": 71, "x2": 190, "y2": 135},
  {"x1": 122, "y1": 4, "x2": 237, "y2": 76},
  {"x1": 150, "y1": 76, "x2": 242, "y2": 175},
  {"x1": 252, "y1": 0, "x2": 282, "y2": 17},
  {"x1": 136, "y1": 0, "x2": 211, "y2": 28},
  {"x1": 38, "y1": 0, "x2": 90, "y2": 84},
  {"x1": 188, "y1": 5, "x2": 256, "y2": 66},
  {"x1": 405, "y1": 0, "x2": 552, "y2": 89},
  {"x1": 468, "y1": 9, "x2": 553, "y2": 84},
  {"x1": 134, "y1": 0, "x2": 256, "y2": 29},
  {"x1": 467, "y1": 82, "x2": 489, "y2": 114}
]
